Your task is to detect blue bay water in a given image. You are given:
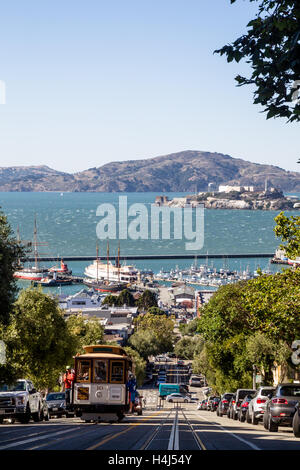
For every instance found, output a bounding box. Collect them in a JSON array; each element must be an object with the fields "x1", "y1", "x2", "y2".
[{"x1": 0, "y1": 191, "x2": 298, "y2": 296}]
